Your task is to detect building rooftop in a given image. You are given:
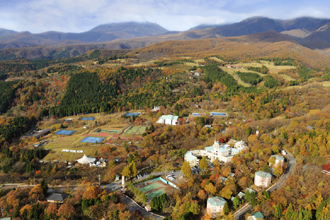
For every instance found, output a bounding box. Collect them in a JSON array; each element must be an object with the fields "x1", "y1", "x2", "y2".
[
  {"x1": 219, "y1": 177, "x2": 227, "y2": 182},
  {"x1": 251, "y1": 211, "x2": 264, "y2": 219},
  {"x1": 245, "y1": 188, "x2": 256, "y2": 194},
  {"x1": 46, "y1": 193, "x2": 69, "y2": 202},
  {"x1": 255, "y1": 171, "x2": 272, "y2": 178},
  {"x1": 184, "y1": 151, "x2": 198, "y2": 162},
  {"x1": 271, "y1": 155, "x2": 285, "y2": 161},
  {"x1": 237, "y1": 192, "x2": 245, "y2": 199},
  {"x1": 205, "y1": 146, "x2": 214, "y2": 151},
  {"x1": 208, "y1": 196, "x2": 226, "y2": 206}
]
